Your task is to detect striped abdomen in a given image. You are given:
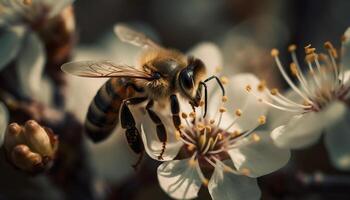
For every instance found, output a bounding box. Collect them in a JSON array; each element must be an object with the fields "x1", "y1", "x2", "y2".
[{"x1": 85, "y1": 78, "x2": 134, "y2": 142}]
